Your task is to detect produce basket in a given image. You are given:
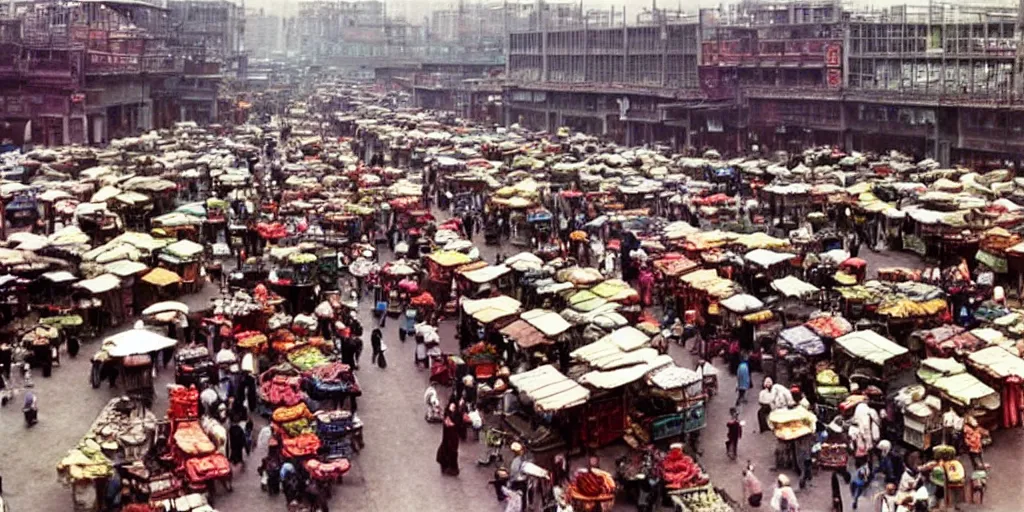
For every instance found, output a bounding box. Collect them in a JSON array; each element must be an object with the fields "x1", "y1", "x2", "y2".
[
  {"x1": 282, "y1": 433, "x2": 321, "y2": 458},
  {"x1": 304, "y1": 458, "x2": 351, "y2": 480},
  {"x1": 184, "y1": 454, "x2": 231, "y2": 482},
  {"x1": 287, "y1": 345, "x2": 330, "y2": 371},
  {"x1": 272, "y1": 403, "x2": 313, "y2": 424}
]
